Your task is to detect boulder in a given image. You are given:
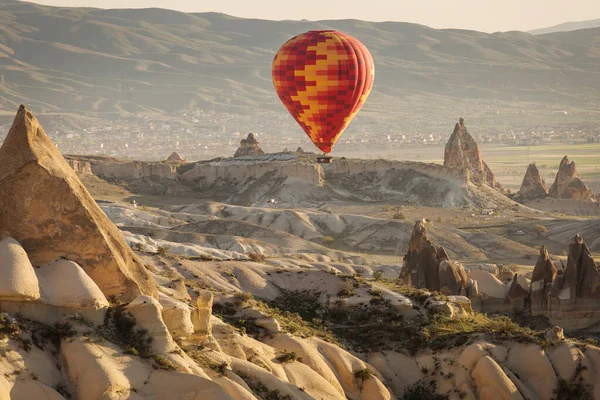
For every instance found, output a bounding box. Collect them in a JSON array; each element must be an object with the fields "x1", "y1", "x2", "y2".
[
  {"x1": 234, "y1": 133, "x2": 264, "y2": 158},
  {"x1": 516, "y1": 163, "x2": 548, "y2": 201},
  {"x1": 0, "y1": 106, "x2": 156, "y2": 302},
  {"x1": 36, "y1": 259, "x2": 109, "y2": 309},
  {"x1": 548, "y1": 156, "x2": 596, "y2": 201},
  {"x1": 443, "y1": 117, "x2": 503, "y2": 191},
  {"x1": 0, "y1": 236, "x2": 40, "y2": 300}
]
